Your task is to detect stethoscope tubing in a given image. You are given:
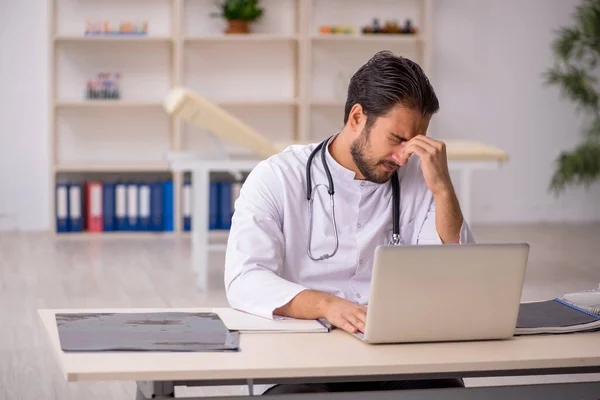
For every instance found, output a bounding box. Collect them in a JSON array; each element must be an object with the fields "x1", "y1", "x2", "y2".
[{"x1": 305, "y1": 136, "x2": 402, "y2": 261}]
